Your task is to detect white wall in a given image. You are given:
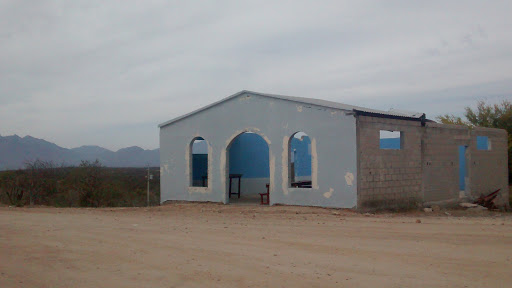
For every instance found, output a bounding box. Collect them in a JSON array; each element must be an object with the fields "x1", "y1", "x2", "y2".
[{"x1": 160, "y1": 92, "x2": 358, "y2": 208}]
